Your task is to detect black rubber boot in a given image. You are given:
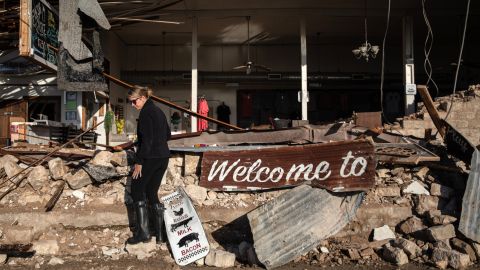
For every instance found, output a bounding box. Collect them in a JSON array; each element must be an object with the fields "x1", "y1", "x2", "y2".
[
  {"x1": 126, "y1": 201, "x2": 151, "y2": 244},
  {"x1": 125, "y1": 202, "x2": 136, "y2": 233},
  {"x1": 151, "y1": 203, "x2": 167, "y2": 244}
]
